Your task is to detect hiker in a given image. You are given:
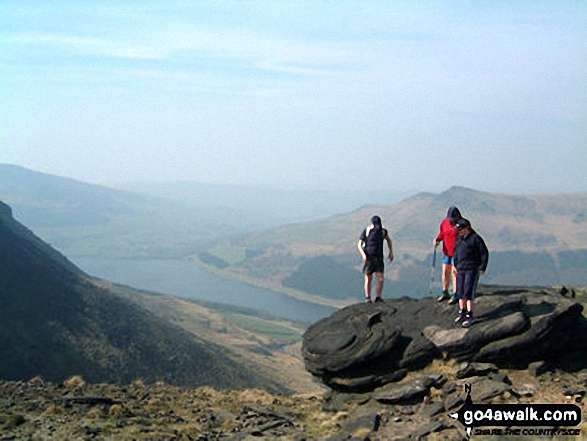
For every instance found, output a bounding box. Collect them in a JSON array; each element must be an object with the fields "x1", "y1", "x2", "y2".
[
  {"x1": 357, "y1": 215, "x2": 394, "y2": 303},
  {"x1": 434, "y1": 206, "x2": 462, "y2": 304},
  {"x1": 452, "y1": 218, "x2": 489, "y2": 328}
]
